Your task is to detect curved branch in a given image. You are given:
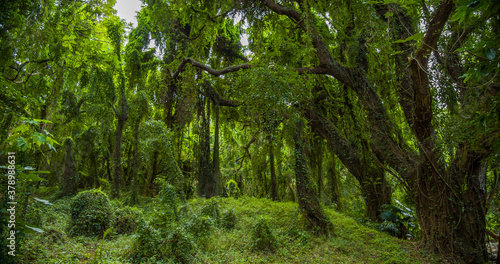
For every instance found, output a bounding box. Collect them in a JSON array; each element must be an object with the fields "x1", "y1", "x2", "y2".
[{"x1": 171, "y1": 57, "x2": 251, "y2": 79}]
